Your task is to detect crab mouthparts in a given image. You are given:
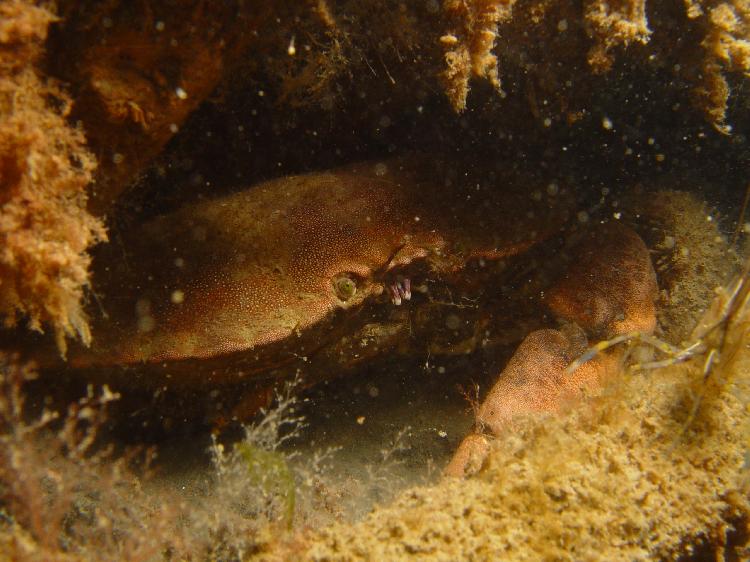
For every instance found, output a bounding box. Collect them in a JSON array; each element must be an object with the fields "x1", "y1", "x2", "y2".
[{"x1": 389, "y1": 277, "x2": 411, "y2": 306}]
